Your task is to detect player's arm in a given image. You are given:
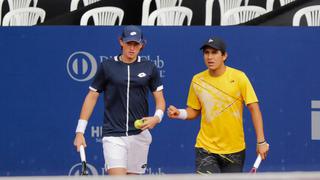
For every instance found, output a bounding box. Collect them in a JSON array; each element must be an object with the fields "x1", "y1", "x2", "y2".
[
  {"x1": 73, "y1": 90, "x2": 100, "y2": 151},
  {"x1": 141, "y1": 90, "x2": 166, "y2": 130},
  {"x1": 167, "y1": 105, "x2": 200, "y2": 120},
  {"x1": 247, "y1": 102, "x2": 269, "y2": 160}
]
